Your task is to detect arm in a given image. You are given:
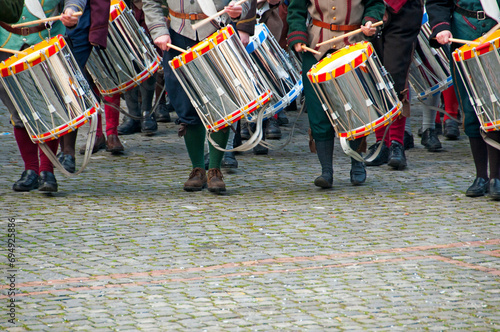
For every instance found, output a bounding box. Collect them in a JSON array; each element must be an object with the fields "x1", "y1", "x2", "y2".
[
  {"x1": 286, "y1": 0, "x2": 309, "y2": 53},
  {"x1": 236, "y1": 0, "x2": 257, "y2": 44},
  {"x1": 143, "y1": 0, "x2": 169, "y2": 42},
  {"x1": 426, "y1": 0, "x2": 454, "y2": 47},
  {"x1": 61, "y1": 0, "x2": 87, "y2": 27},
  {"x1": 360, "y1": 0, "x2": 385, "y2": 37},
  {"x1": 0, "y1": 0, "x2": 24, "y2": 23}
]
